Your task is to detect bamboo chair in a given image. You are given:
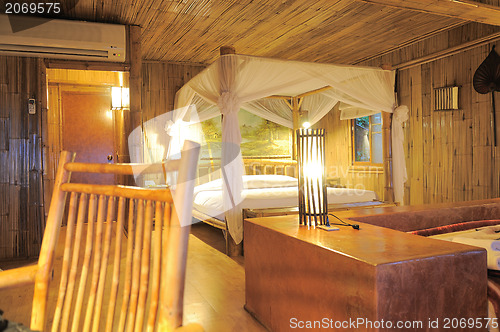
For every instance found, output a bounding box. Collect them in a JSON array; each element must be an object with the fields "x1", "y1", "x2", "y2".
[{"x1": 0, "y1": 140, "x2": 202, "y2": 332}]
